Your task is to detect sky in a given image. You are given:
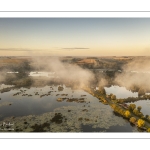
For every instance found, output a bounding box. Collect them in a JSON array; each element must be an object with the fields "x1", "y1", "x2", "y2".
[{"x1": 0, "y1": 18, "x2": 150, "y2": 56}]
